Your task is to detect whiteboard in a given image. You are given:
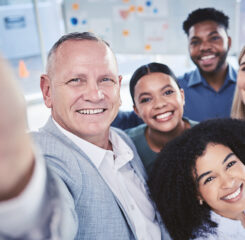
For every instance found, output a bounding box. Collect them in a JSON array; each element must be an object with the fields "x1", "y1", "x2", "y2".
[{"x1": 64, "y1": 0, "x2": 238, "y2": 55}]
